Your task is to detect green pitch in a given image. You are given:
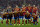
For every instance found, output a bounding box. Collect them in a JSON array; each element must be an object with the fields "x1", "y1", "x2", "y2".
[{"x1": 0, "y1": 18, "x2": 40, "y2": 27}]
